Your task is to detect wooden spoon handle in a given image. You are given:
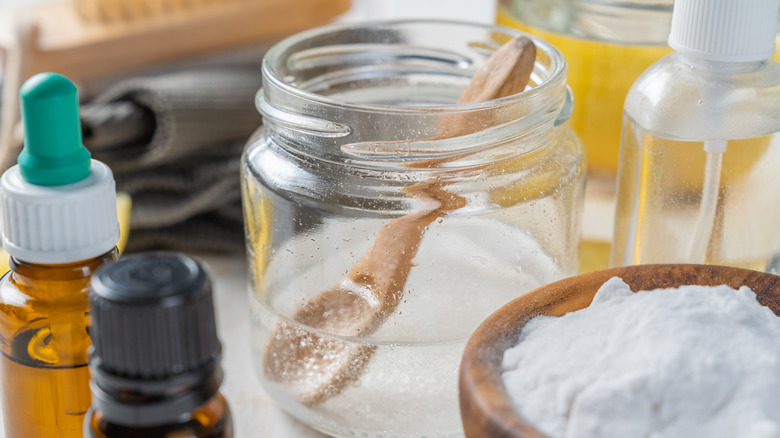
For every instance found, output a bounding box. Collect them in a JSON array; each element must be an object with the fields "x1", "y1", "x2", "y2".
[
  {"x1": 433, "y1": 36, "x2": 536, "y2": 141},
  {"x1": 458, "y1": 36, "x2": 536, "y2": 105},
  {"x1": 349, "y1": 36, "x2": 537, "y2": 314}
]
